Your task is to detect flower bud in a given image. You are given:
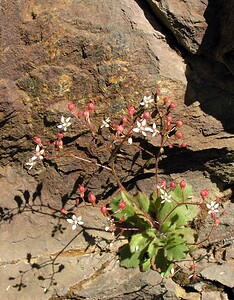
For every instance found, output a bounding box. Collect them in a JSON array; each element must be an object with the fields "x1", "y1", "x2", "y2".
[
  {"x1": 100, "y1": 205, "x2": 108, "y2": 215},
  {"x1": 170, "y1": 182, "x2": 176, "y2": 190},
  {"x1": 180, "y1": 180, "x2": 186, "y2": 189},
  {"x1": 77, "y1": 111, "x2": 83, "y2": 118},
  {"x1": 119, "y1": 200, "x2": 126, "y2": 210},
  {"x1": 88, "y1": 193, "x2": 96, "y2": 205},
  {"x1": 214, "y1": 218, "x2": 220, "y2": 227},
  {"x1": 176, "y1": 120, "x2": 183, "y2": 128},
  {"x1": 170, "y1": 102, "x2": 176, "y2": 109},
  {"x1": 68, "y1": 103, "x2": 74, "y2": 111},
  {"x1": 116, "y1": 124, "x2": 124, "y2": 135},
  {"x1": 58, "y1": 131, "x2": 64, "y2": 139},
  {"x1": 167, "y1": 115, "x2": 172, "y2": 122},
  {"x1": 161, "y1": 179, "x2": 167, "y2": 189},
  {"x1": 163, "y1": 97, "x2": 169, "y2": 104},
  {"x1": 180, "y1": 141, "x2": 188, "y2": 148},
  {"x1": 128, "y1": 106, "x2": 135, "y2": 116},
  {"x1": 176, "y1": 132, "x2": 183, "y2": 139},
  {"x1": 34, "y1": 136, "x2": 42, "y2": 145},
  {"x1": 83, "y1": 110, "x2": 89, "y2": 119},
  {"x1": 200, "y1": 189, "x2": 209, "y2": 199},
  {"x1": 143, "y1": 112, "x2": 150, "y2": 119},
  {"x1": 121, "y1": 117, "x2": 128, "y2": 124},
  {"x1": 88, "y1": 102, "x2": 95, "y2": 111},
  {"x1": 78, "y1": 185, "x2": 85, "y2": 196}
]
